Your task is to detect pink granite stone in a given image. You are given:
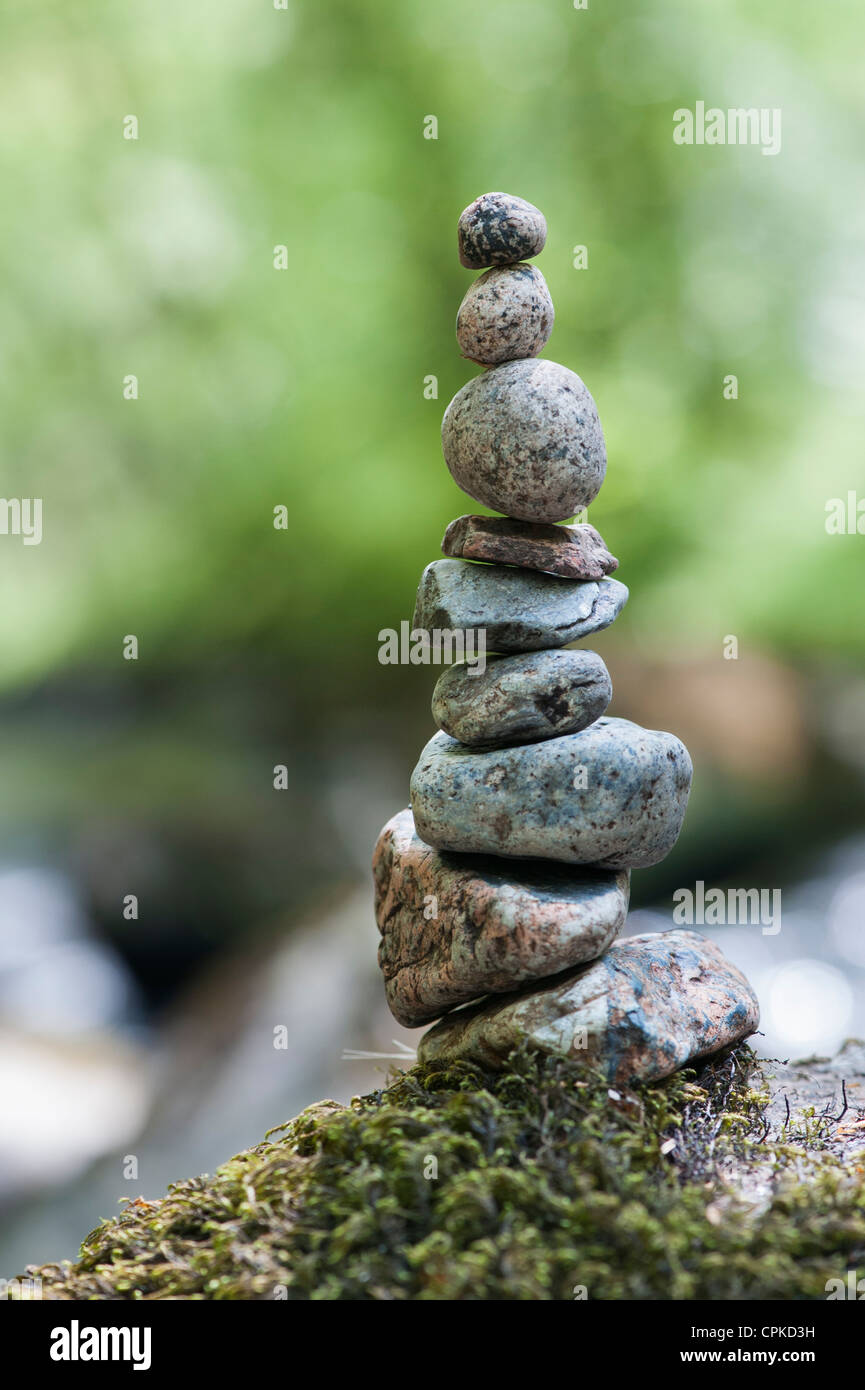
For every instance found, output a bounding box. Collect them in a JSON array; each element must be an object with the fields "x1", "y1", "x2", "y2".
[
  {"x1": 441, "y1": 514, "x2": 618, "y2": 580},
  {"x1": 374, "y1": 808, "x2": 630, "y2": 1028}
]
